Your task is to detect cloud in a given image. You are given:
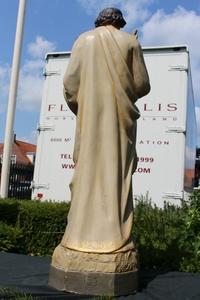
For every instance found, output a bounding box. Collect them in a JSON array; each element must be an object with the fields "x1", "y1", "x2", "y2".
[
  {"x1": 77, "y1": 0, "x2": 154, "y2": 28},
  {"x1": 17, "y1": 63, "x2": 44, "y2": 111},
  {"x1": 17, "y1": 36, "x2": 56, "y2": 111},
  {"x1": 191, "y1": 64, "x2": 200, "y2": 105},
  {"x1": 140, "y1": 6, "x2": 200, "y2": 74},
  {"x1": 141, "y1": 6, "x2": 200, "y2": 60},
  {"x1": 195, "y1": 107, "x2": 200, "y2": 146},
  {"x1": 0, "y1": 65, "x2": 10, "y2": 96},
  {"x1": 28, "y1": 36, "x2": 56, "y2": 58},
  {"x1": 140, "y1": 6, "x2": 200, "y2": 144},
  {"x1": 0, "y1": 36, "x2": 56, "y2": 113},
  {"x1": 0, "y1": 64, "x2": 10, "y2": 113}
]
